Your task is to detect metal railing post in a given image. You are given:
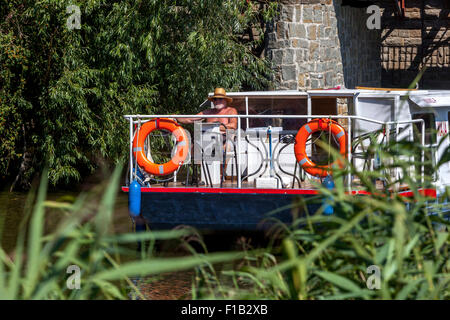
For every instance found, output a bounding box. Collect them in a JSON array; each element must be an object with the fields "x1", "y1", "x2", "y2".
[
  {"x1": 347, "y1": 116, "x2": 352, "y2": 190},
  {"x1": 237, "y1": 117, "x2": 242, "y2": 188},
  {"x1": 307, "y1": 96, "x2": 312, "y2": 122},
  {"x1": 124, "y1": 114, "x2": 430, "y2": 190},
  {"x1": 129, "y1": 116, "x2": 133, "y2": 184},
  {"x1": 245, "y1": 96, "x2": 249, "y2": 130},
  {"x1": 421, "y1": 119, "x2": 425, "y2": 186},
  {"x1": 396, "y1": 122, "x2": 399, "y2": 180}
]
